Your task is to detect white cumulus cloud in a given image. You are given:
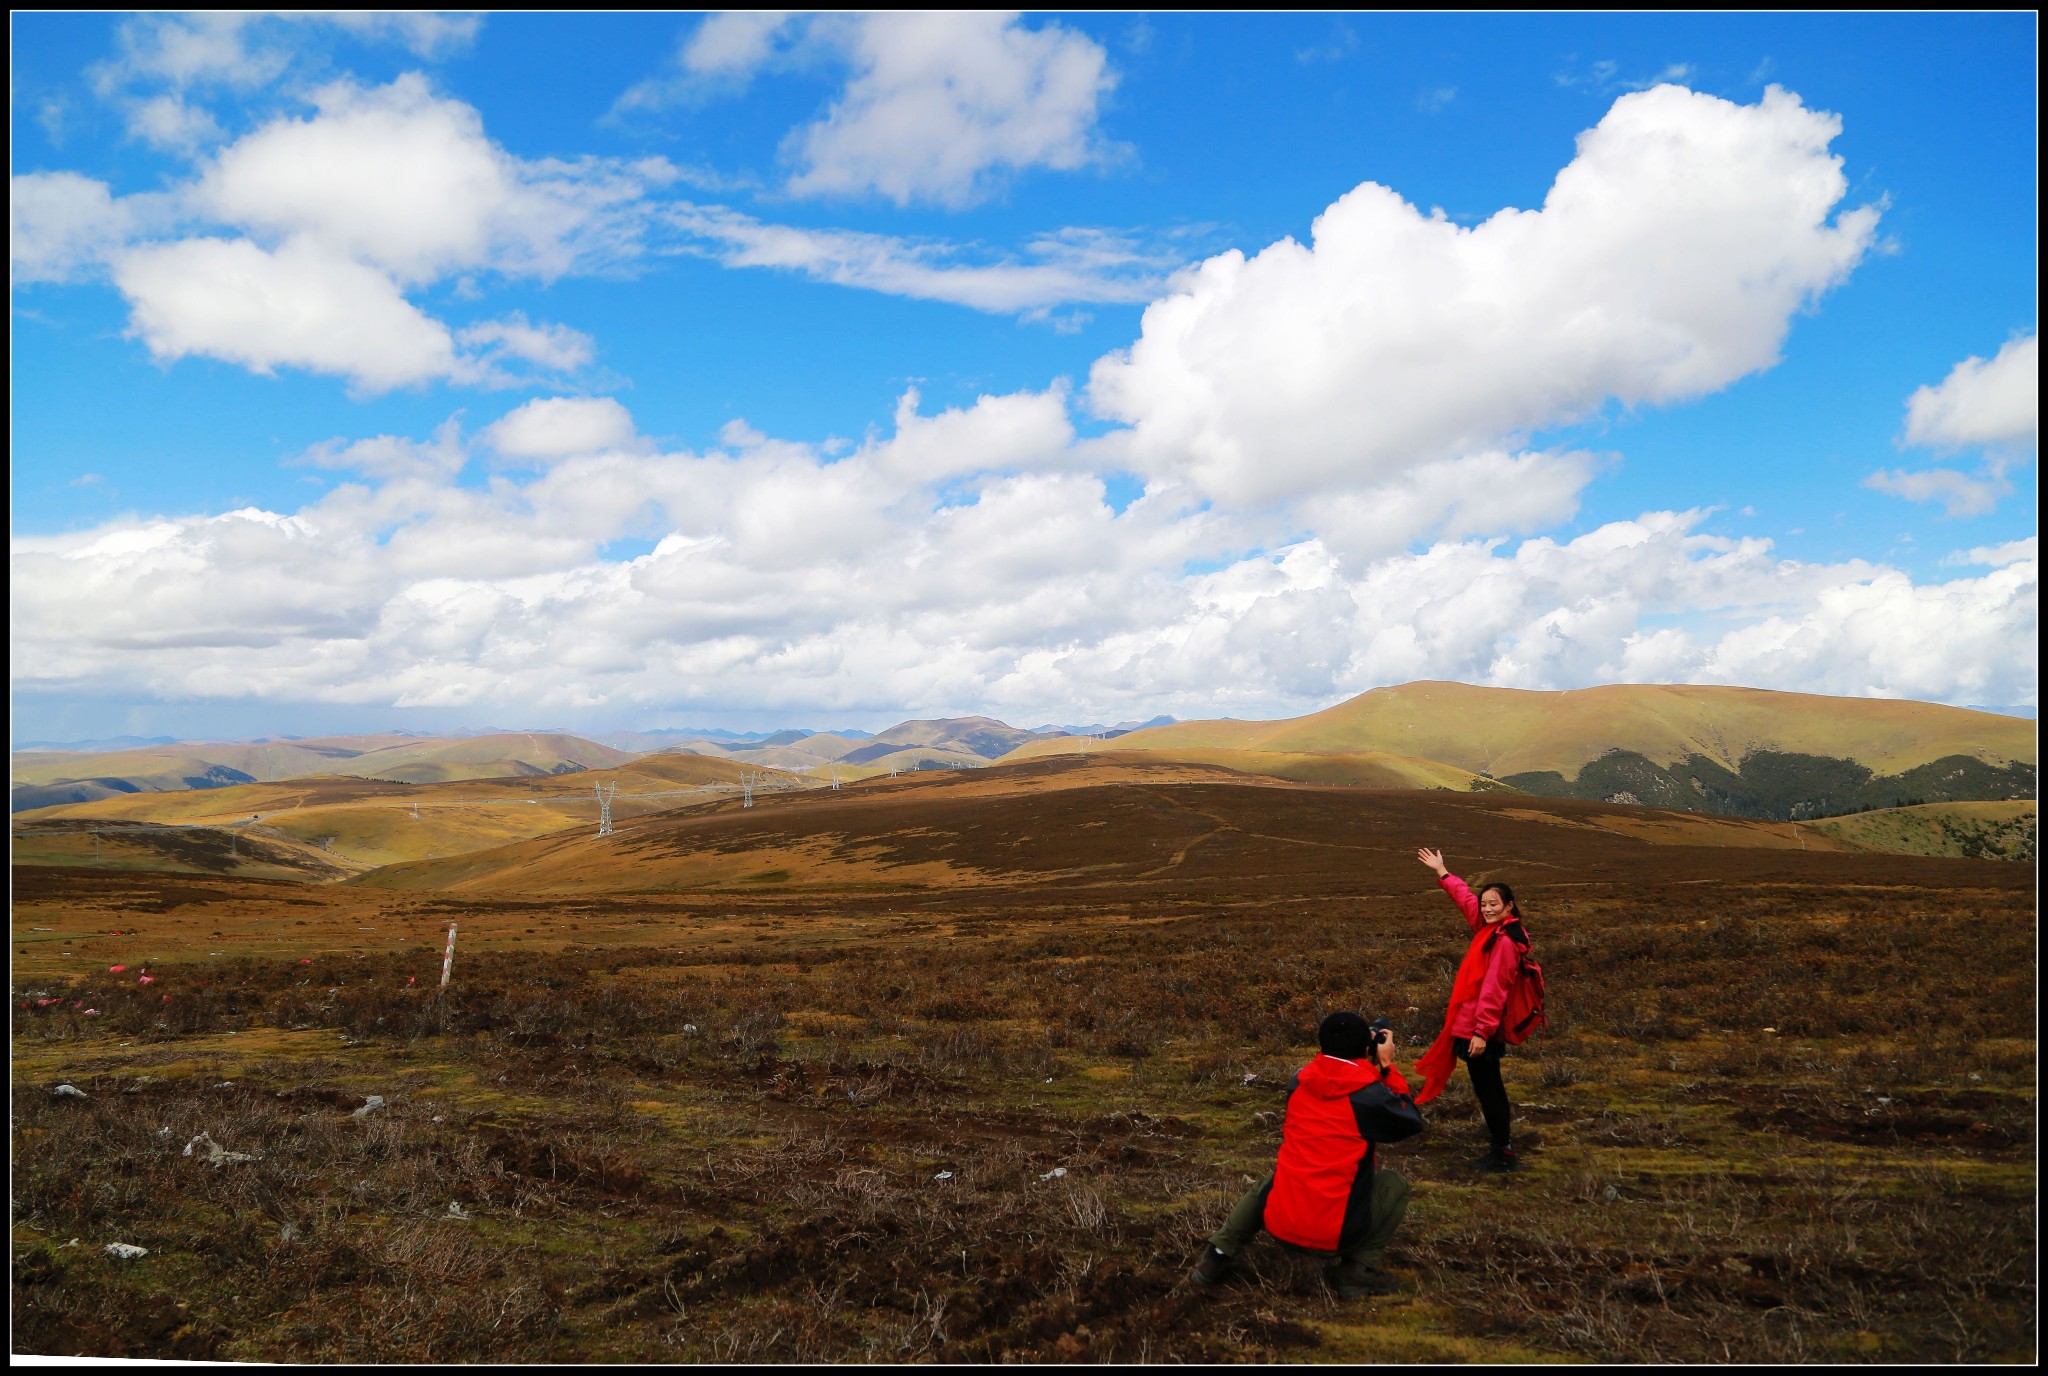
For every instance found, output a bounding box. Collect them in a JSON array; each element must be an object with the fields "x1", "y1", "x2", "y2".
[
  {"x1": 1902, "y1": 333, "x2": 2038, "y2": 452},
  {"x1": 111, "y1": 236, "x2": 461, "y2": 395},
  {"x1": 10, "y1": 172, "x2": 147, "y2": 284},
  {"x1": 785, "y1": 12, "x2": 1119, "y2": 207},
  {"x1": 195, "y1": 74, "x2": 514, "y2": 284},
  {"x1": 1862, "y1": 465, "x2": 2014, "y2": 519},
  {"x1": 12, "y1": 397, "x2": 2037, "y2": 721},
  {"x1": 1088, "y1": 84, "x2": 1880, "y2": 506},
  {"x1": 485, "y1": 397, "x2": 642, "y2": 463},
  {"x1": 75, "y1": 77, "x2": 668, "y2": 391}
]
